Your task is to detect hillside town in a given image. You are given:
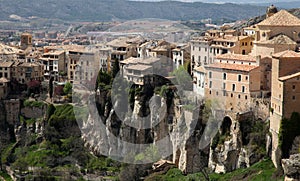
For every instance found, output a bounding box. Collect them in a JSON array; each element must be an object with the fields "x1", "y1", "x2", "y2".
[{"x1": 1, "y1": 4, "x2": 300, "y2": 180}]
